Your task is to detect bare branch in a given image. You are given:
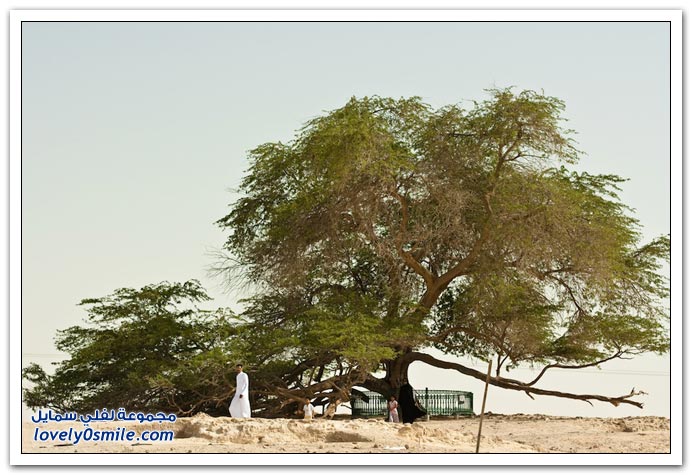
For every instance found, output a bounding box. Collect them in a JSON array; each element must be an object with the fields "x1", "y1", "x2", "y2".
[
  {"x1": 526, "y1": 351, "x2": 625, "y2": 387},
  {"x1": 407, "y1": 352, "x2": 646, "y2": 408},
  {"x1": 550, "y1": 274, "x2": 588, "y2": 317}
]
